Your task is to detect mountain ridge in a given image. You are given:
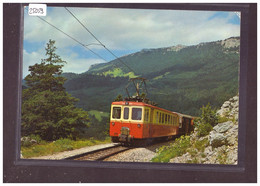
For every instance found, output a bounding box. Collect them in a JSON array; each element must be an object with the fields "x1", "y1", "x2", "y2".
[
  {"x1": 87, "y1": 36, "x2": 240, "y2": 78},
  {"x1": 62, "y1": 36, "x2": 239, "y2": 116}
]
